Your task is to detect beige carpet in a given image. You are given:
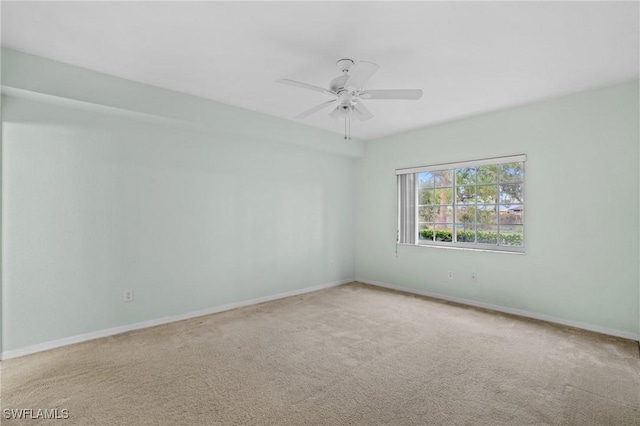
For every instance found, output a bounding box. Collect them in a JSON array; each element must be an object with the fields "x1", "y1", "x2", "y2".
[{"x1": 1, "y1": 282, "x2": 639, "y2": 425}]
